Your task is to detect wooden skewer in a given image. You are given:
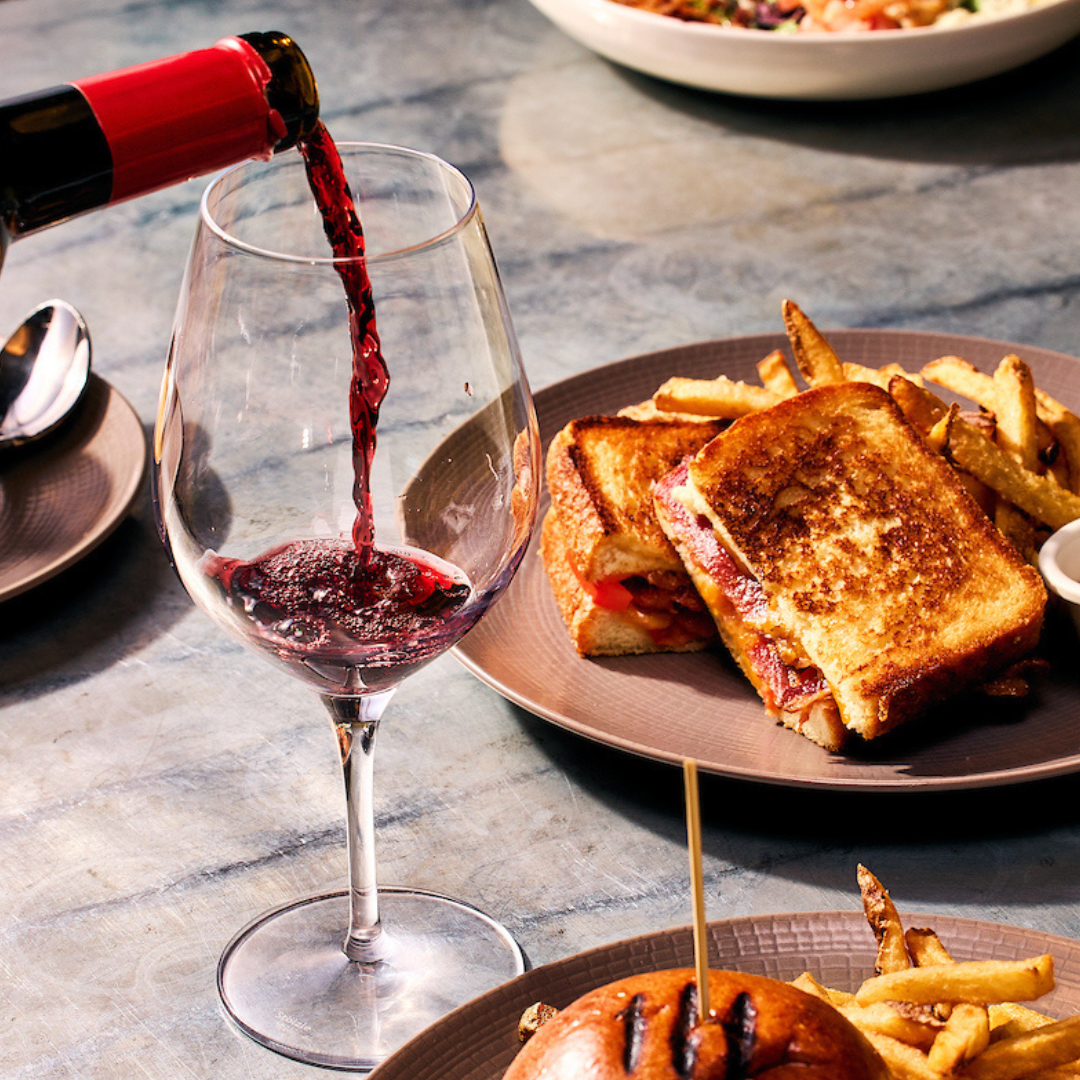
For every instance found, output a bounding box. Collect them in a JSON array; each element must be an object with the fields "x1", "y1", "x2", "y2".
[{"x1": 683, "y1": 758, "x2": 710, "y2": 1020}]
